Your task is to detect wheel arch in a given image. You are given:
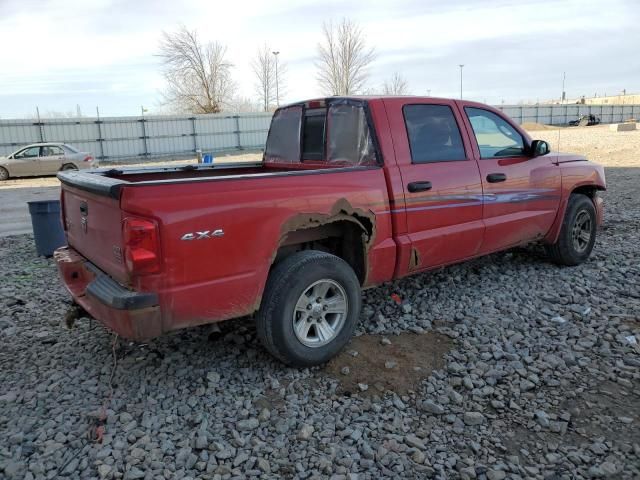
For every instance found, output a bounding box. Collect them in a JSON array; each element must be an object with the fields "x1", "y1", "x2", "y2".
[
  {"x1": 272, "y1": 217, "x2": 371, "y2": 286},
  {"x1": 544, "y1": 181, "x2": 605, "y2": 245}
]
